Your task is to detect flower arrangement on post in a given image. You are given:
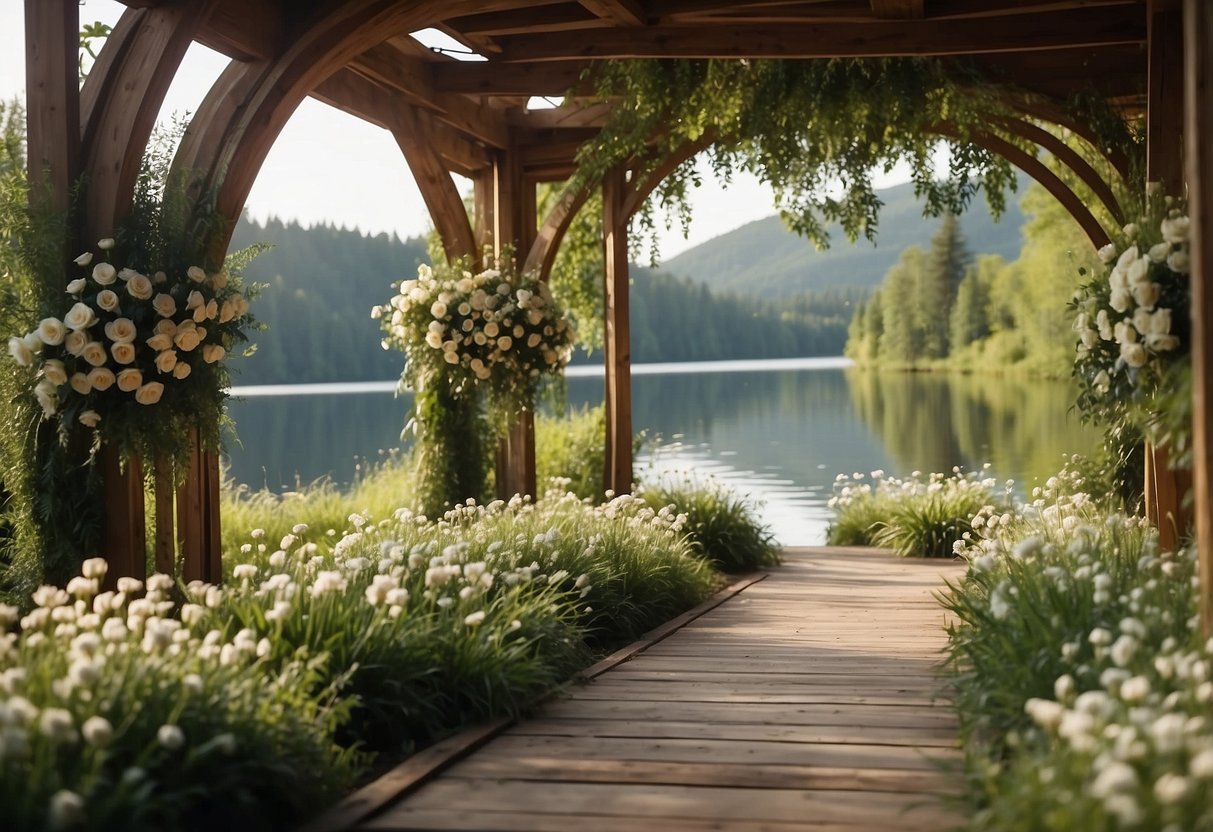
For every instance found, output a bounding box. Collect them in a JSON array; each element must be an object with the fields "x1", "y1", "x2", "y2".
[
  {"x1": 375, "y1": 255, "x2": 575, "y2": 514},
  {"x1": 5, "y1": 237, "x2": 255, "y2": 466},
  {"x1": 1071, "y1": 192, "x2": 1190, "y2": 435}
]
